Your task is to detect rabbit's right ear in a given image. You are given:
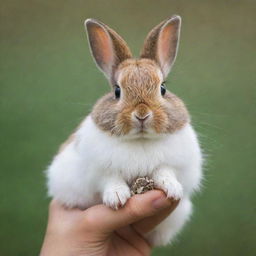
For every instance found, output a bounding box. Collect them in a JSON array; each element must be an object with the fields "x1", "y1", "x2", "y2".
[{"x1": 85, "y1": 19, "x2": 132, "y2": 82}]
